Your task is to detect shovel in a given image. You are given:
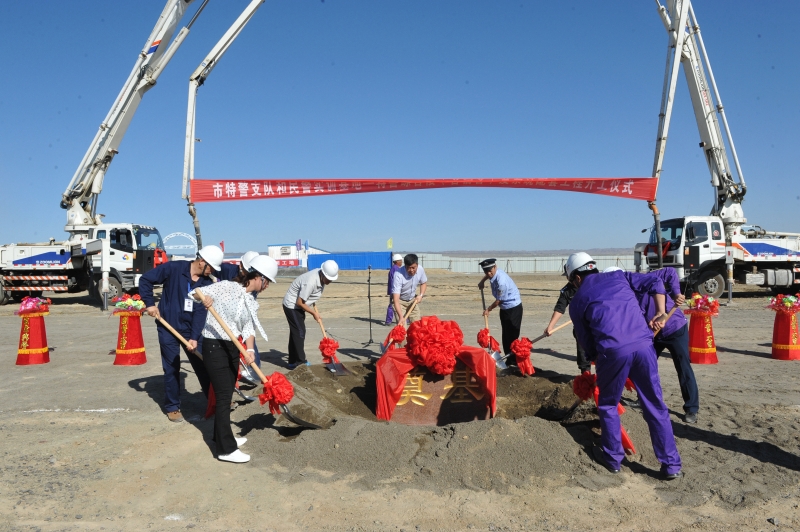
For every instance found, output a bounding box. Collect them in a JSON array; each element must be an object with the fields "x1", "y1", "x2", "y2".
[
  {"x1": 192, "y1": 289, "x2": 322, "y2": 429},
  {"x1": 379, "y1": 299, "x2": 418, "y2": 354},
  {"x1": 495, "y1": 320, "x2": 573, "y2": 368},
  {"x1": 480, "y1": 288, "x2": 505, "y2": 368},
  {"x1": 314, "y1": 308, "x2": 352, "y2": 376},
  {"x1": 154, "y1": 315, "x2": 255, "y2": 402}
]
